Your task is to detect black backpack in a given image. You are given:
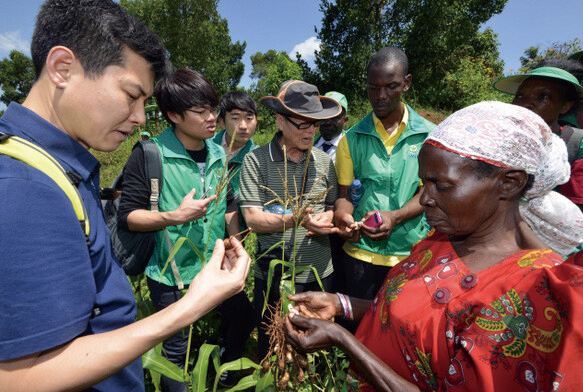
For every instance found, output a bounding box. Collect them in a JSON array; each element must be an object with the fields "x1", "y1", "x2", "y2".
[{"x1": 103, "y1": 140, "x2": 162, "y2": 276}]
